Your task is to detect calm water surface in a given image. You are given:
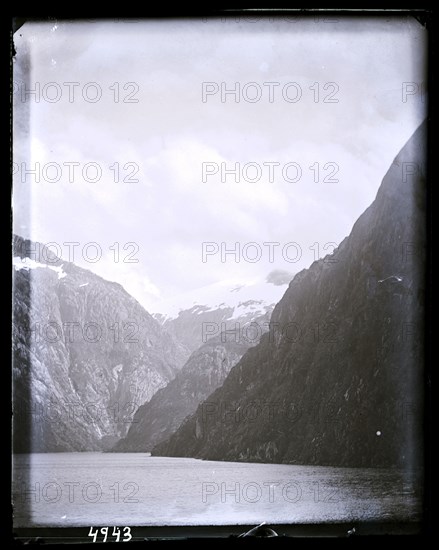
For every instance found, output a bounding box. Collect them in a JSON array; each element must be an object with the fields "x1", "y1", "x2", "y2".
[{"x1": 12, "y1": 453, "x2": 422, "y2": 527}]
